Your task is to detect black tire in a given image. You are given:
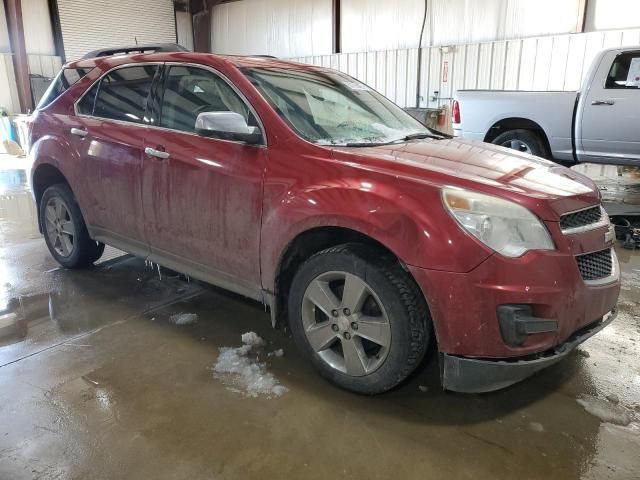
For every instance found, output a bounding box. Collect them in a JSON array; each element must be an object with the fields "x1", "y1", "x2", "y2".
[
  {"x1": 492, "y1": 129, "x2": 548, "y2": 158},
  {"x1": 288, "y1": 243, "x2": 431, "y2": 394},
  {"x1": 40, "y1": 183, "x2": 105, "y2": 268}
]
